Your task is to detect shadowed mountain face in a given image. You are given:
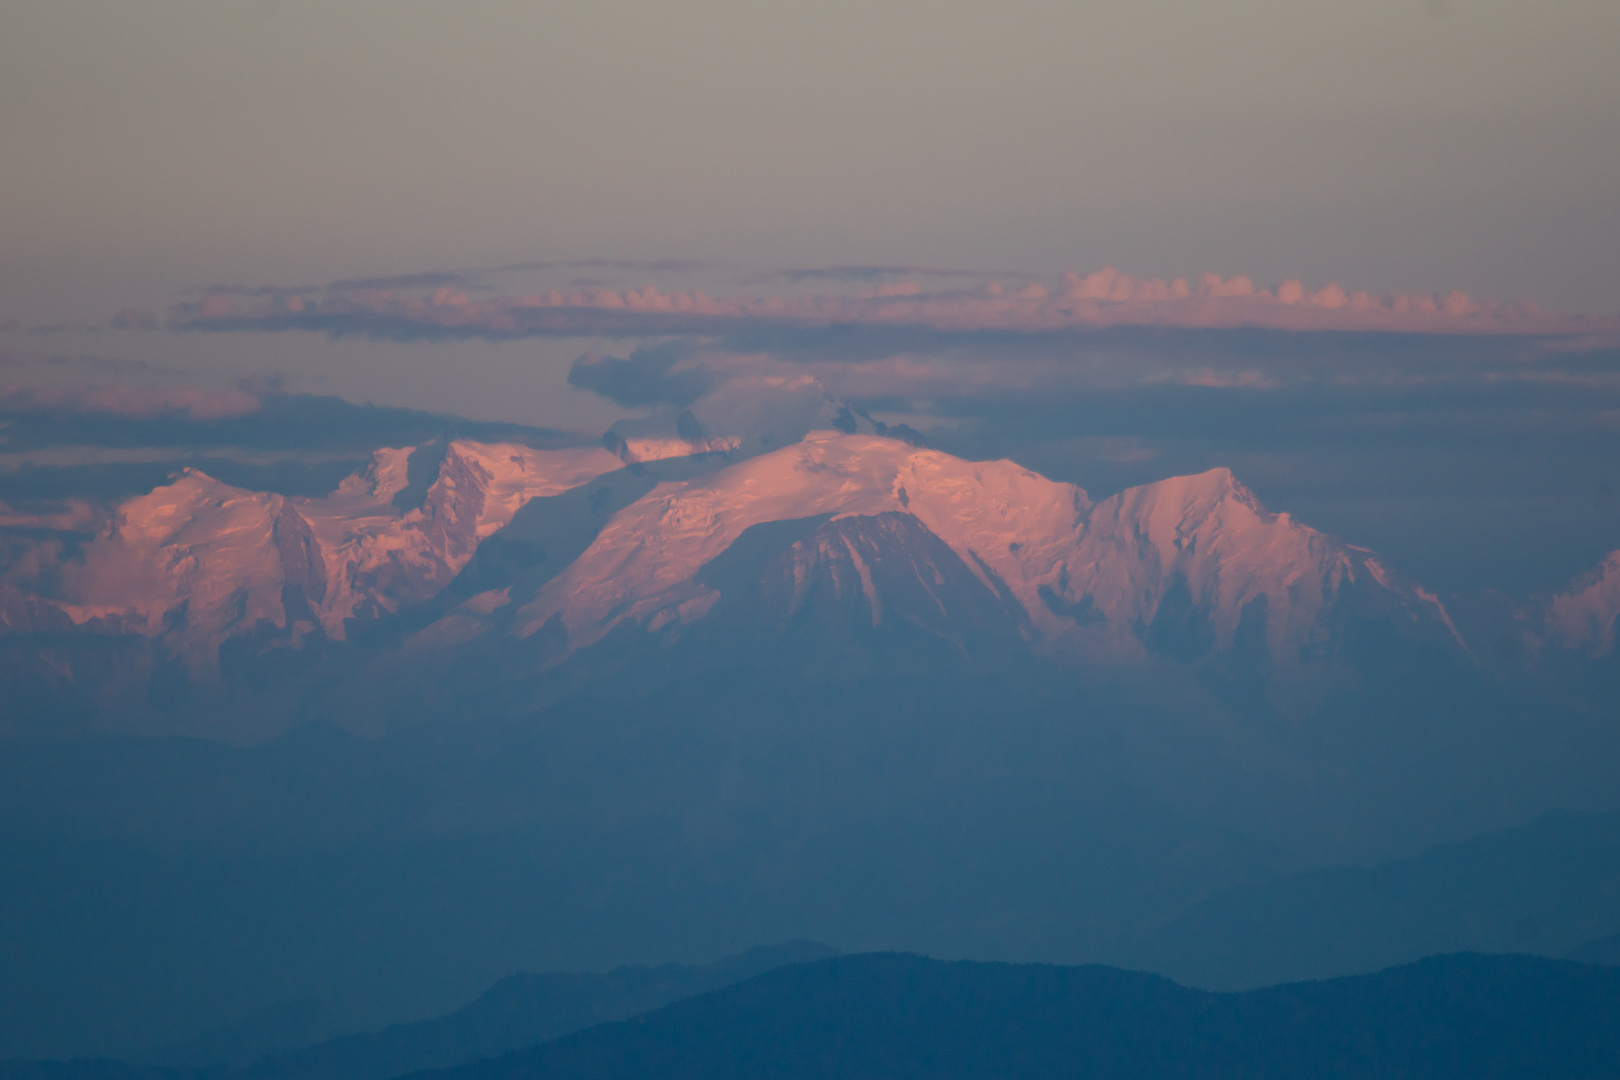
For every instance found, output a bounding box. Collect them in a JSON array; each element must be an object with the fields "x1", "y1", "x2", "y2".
[
  {"x1": 406, "y1": 952, "x2": 1620, "y2": 1080},
  {"x1": 684, "y1": 511, "x2": 1031, "y2": 670},
  {"x1": 497, "y1": 434, "x2": 1471, "y2": 679}
]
